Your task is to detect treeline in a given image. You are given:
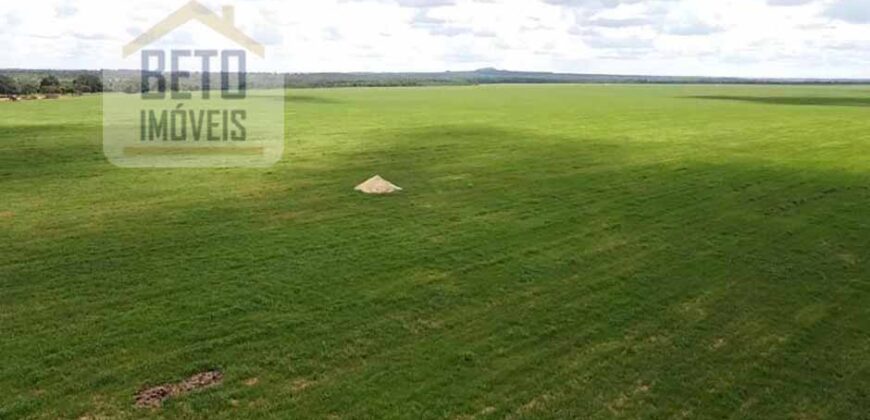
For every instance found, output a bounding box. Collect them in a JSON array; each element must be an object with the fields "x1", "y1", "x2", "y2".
[
  {"x1": 0, "y1": 70, "x2": 103, "y2": 96},
  {"x1": 3, "y1": 68, "x2": 870, "y2": 95},
  {"x1": 285, "y1": 68, "x2": 870, "y2": 87},
  {"x1": 100, "y1": 70, "x2": 287, "y2": 93}
]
